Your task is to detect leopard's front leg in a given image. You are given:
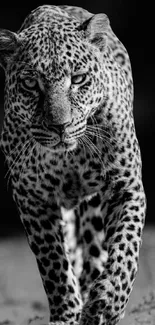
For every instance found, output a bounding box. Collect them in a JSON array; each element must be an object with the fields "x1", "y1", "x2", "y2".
[
  {"x1": 18, "y1": 199, "x2": 82, "y2": 325},
  {"x1": 80, "y1": 184, "x2": 146, "y2": 325}
]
